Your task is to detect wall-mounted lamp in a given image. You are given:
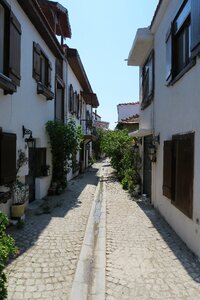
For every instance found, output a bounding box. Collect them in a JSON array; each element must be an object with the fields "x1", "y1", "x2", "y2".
[
  {"x1": 22, "y1": 126, "x2": 35, "y2": 148},
  {"x1": 148, "y1": 144, "x2": 157, "y2": 162}
]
